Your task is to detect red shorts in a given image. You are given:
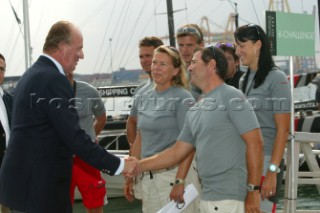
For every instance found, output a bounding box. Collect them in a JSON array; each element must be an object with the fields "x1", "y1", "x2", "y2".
[{"x1": 70, "y1": 156, "x2": 107, "y2": 209}]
